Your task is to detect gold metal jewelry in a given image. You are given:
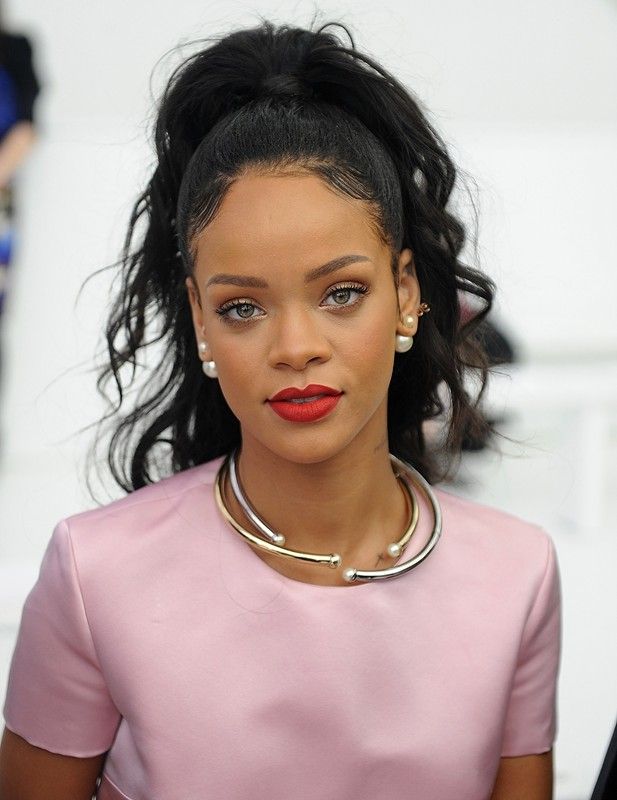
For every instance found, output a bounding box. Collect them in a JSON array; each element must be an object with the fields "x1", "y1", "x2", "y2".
[
  {"x1": 215, "y1": 455, "x2": 418, "y2": 567},
  {"x1": 227, "y1": 451, "x2": 420, "y2": 561},
  {"x1": 417, "y1": 302, "x2": 430, "y2": 316},
  {"x1": 214, "y1": 452, "x2": 442, "y2": 583}
]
